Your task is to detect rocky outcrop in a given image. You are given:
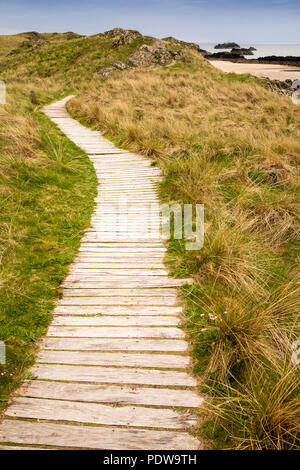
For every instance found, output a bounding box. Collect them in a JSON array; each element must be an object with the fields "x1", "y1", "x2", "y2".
[
  {"x1": 163, "y1": 36, "x2": 206, "y2": 53},
  {"x1": 125, "y1": 39, "x2": 192, "y2": 68},
  {"x1": 7, "y1": 31, "x2": 46, "y2": 56},
  {"x1": 206, "y1": 51, "x2": 246, "y2": 60},
  {"x1": 215, "y1": 42, "x2": 240, "y2": 49},
  {"x1": 255, "y1": 55, "x2": 300, "y2": 67},
  {"x1": 96, "y1": 34, "x2": 203, "y2": 77},
  {"x1": 104, "y1": 28, "x2": 142, "y2": 46},
  {"x1": 208, "y1": 46, "x2": 256, "y2": 60},
  {"x1": 232, "y1": 47, "x2": 256, "y2": 56},
  {"x1": 25, "y1": 31, "x2": 45, "y2": 41}
]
